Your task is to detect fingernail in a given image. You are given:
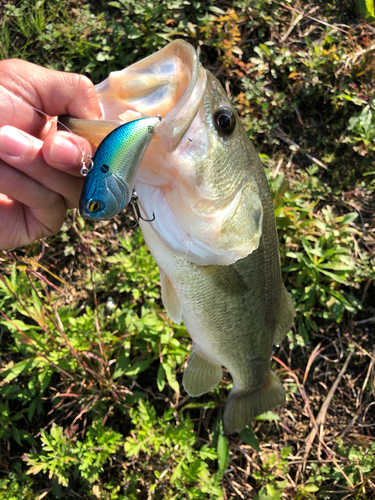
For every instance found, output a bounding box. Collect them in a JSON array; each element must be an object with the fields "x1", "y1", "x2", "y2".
[
  {"x1": 0, "y1": 126, "x2": 30, "y2": 157},
  {"x1": 50, "y1": 135, "x2": 81, "y2": 165}
]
